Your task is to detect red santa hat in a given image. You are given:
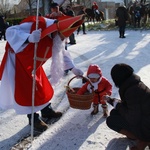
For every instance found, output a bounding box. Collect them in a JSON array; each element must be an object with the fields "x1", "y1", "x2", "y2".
[{"x1": 87, "y1": 64, "x2": 102, "y2": 78}]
